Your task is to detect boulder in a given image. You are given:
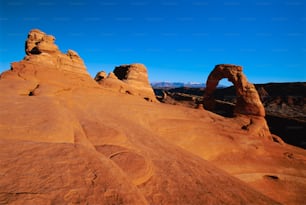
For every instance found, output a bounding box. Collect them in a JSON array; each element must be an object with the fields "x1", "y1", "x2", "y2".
[{"x1": 94, "y1": 71, "x2": 107, "y2": 81}]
